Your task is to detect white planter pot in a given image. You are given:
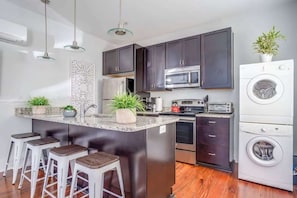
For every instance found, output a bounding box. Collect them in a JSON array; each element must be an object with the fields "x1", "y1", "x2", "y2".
[
  {"x1": 260, "y1": 54, "x2": 273, "y2": 62},
  {"x1": 115, "y1": 108, "x2": 136, "y2": 124},
  {"x1": 32, "y1": 106, "x2": 48, "y2": 115}
]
